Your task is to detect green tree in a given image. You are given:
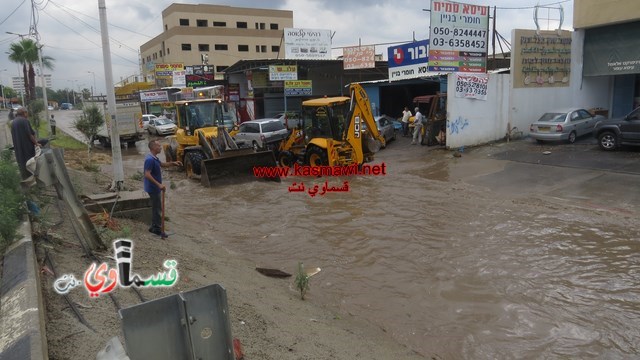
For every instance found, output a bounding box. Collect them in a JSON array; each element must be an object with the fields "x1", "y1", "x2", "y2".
[
  {"x1": 72, "y1": 105, "x2": 104, "y2": 163},
  {"x1": 7, "y1": 38, "x2": 55, "y2": 102}
]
